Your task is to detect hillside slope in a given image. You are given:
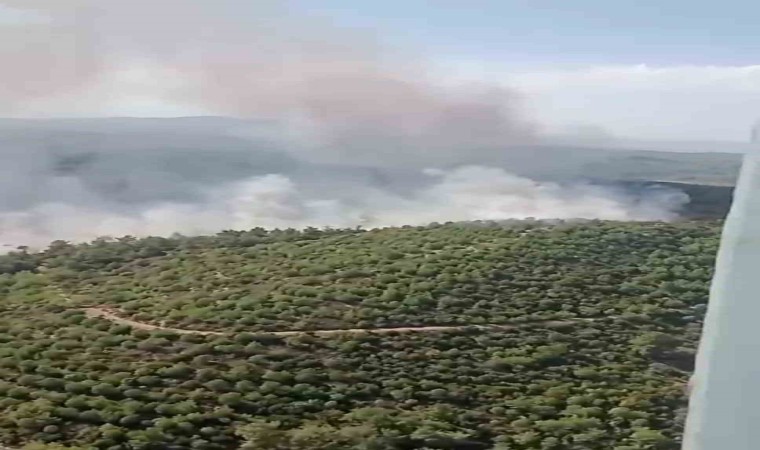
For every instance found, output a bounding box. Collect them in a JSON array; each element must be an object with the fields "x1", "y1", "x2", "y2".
[
  {"x1": 0, "y1": 221, "x2": 718, "y2": 449},
  {"x1": 0, "y1": 117, "x2": 743, "y2": 188}
]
